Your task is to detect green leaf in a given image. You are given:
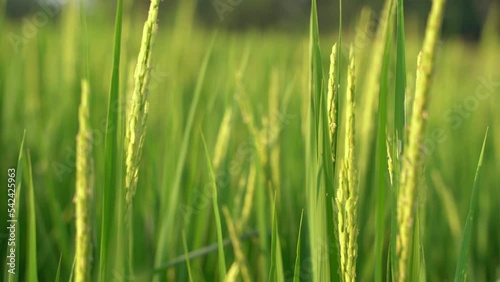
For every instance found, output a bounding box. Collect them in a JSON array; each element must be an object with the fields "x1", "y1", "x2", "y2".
[
  {"x1": 293, "y1": 210, "x2": 305, "y2": 282},
  {"x1": 100, "y1": 0, "x2": 124, "y2": 280},
  {"x1": 55, "y1": 255, "x2": 62, "y2": 282},
  {"x1": 182, "y1": 230, "x2": 194, "y2": 282},
  {"x1": 269, "y1": 195, "x2": 284, "y2": 282},
  {"x1": 375, "y1": 1, "x2": 395, "y2": 281},
  {"x1": 454, "y1": 127, "x2": 489, "y2": 282},
  {"x1": 394, "y1": 0, "x2": 407, "y2": 156},
  {"x1": 25, "y1": 151, "x2": 38, "y2": 282},
  {"x1": 307, "y1": 1, "x2": 334, "y2": 281},
  {"x1": 202, "y1": 132, "x2": 227, "y2": 280},
  {"x1": 68, "y1": 257, "x2": 75, "y2": 282}
]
